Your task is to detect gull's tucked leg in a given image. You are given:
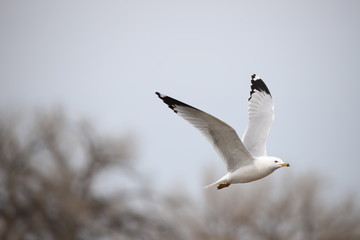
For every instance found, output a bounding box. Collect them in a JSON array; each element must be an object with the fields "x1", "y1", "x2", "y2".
[{"x1": 217, "y1": 183, "x2": 231, "y2": 190}]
